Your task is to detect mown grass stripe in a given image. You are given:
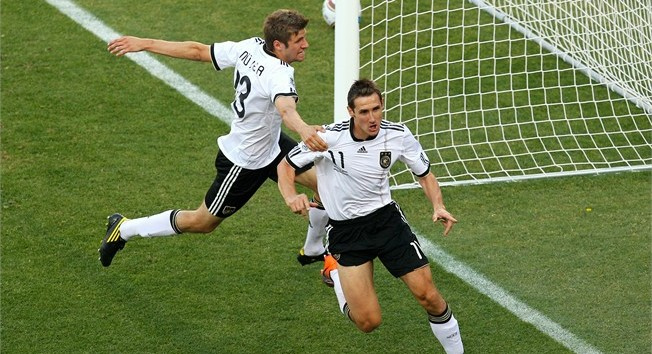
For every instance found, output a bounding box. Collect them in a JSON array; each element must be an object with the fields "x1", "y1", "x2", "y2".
[{"x1": 45, "y1": 0, "x2": 233, "y2": 123}]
